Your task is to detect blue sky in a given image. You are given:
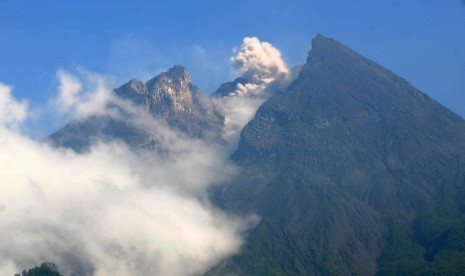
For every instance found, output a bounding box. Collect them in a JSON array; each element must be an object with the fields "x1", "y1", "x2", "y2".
[{"x1": 1, "y1": 0, "x2": 464, "y2": 136}]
